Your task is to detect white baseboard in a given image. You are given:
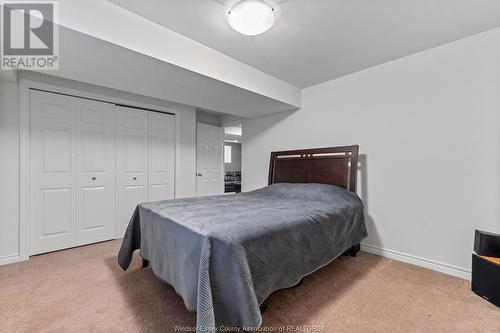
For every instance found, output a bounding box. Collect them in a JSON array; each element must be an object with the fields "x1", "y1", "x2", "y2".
[
  {"x1": 361, "y1": 243, "x2": 471, "y2": 280},
  {"x1": 0, "y1": 253, "x2": 20, "y2": 266},
  {"x1": 0, "y1": 246, "x2": 474, "y2": 280}
]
